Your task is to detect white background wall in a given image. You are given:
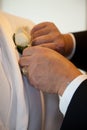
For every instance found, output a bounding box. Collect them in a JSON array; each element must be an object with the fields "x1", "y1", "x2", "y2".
[{"x1": 0, "y1": 0, "x2": 87, "y2": 33}]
